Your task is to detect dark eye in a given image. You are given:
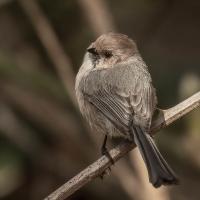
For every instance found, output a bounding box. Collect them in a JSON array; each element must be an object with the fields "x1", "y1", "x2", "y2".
[{"x1": 104, "y1": 51, "x2": 112, "y2": 58}]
